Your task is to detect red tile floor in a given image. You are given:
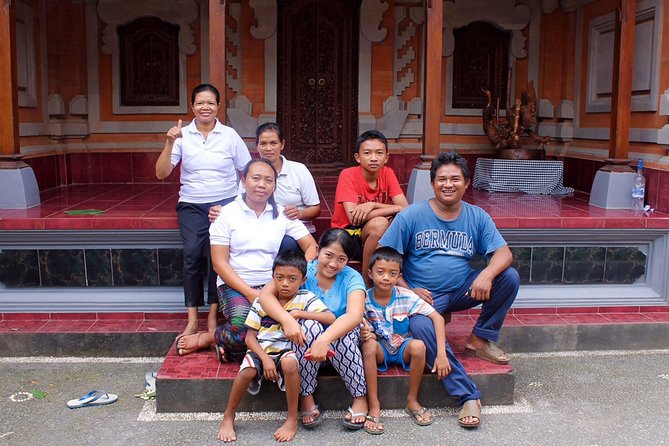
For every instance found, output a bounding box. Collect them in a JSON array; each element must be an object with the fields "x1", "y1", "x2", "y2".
[
  {"x1": 2, "y1": 307, "x2": 668, "y2": 379},
  {"x1": 1, "y1": 181, "x2": 669, "y2": 230}
]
